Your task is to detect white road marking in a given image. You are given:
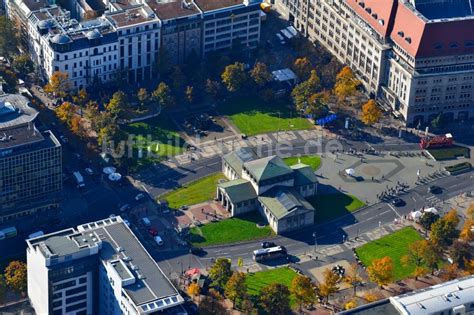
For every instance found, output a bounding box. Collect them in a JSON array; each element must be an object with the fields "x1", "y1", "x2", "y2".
[{"x1": 386, "y1": 203, "x2": 402, "y2": 218}]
